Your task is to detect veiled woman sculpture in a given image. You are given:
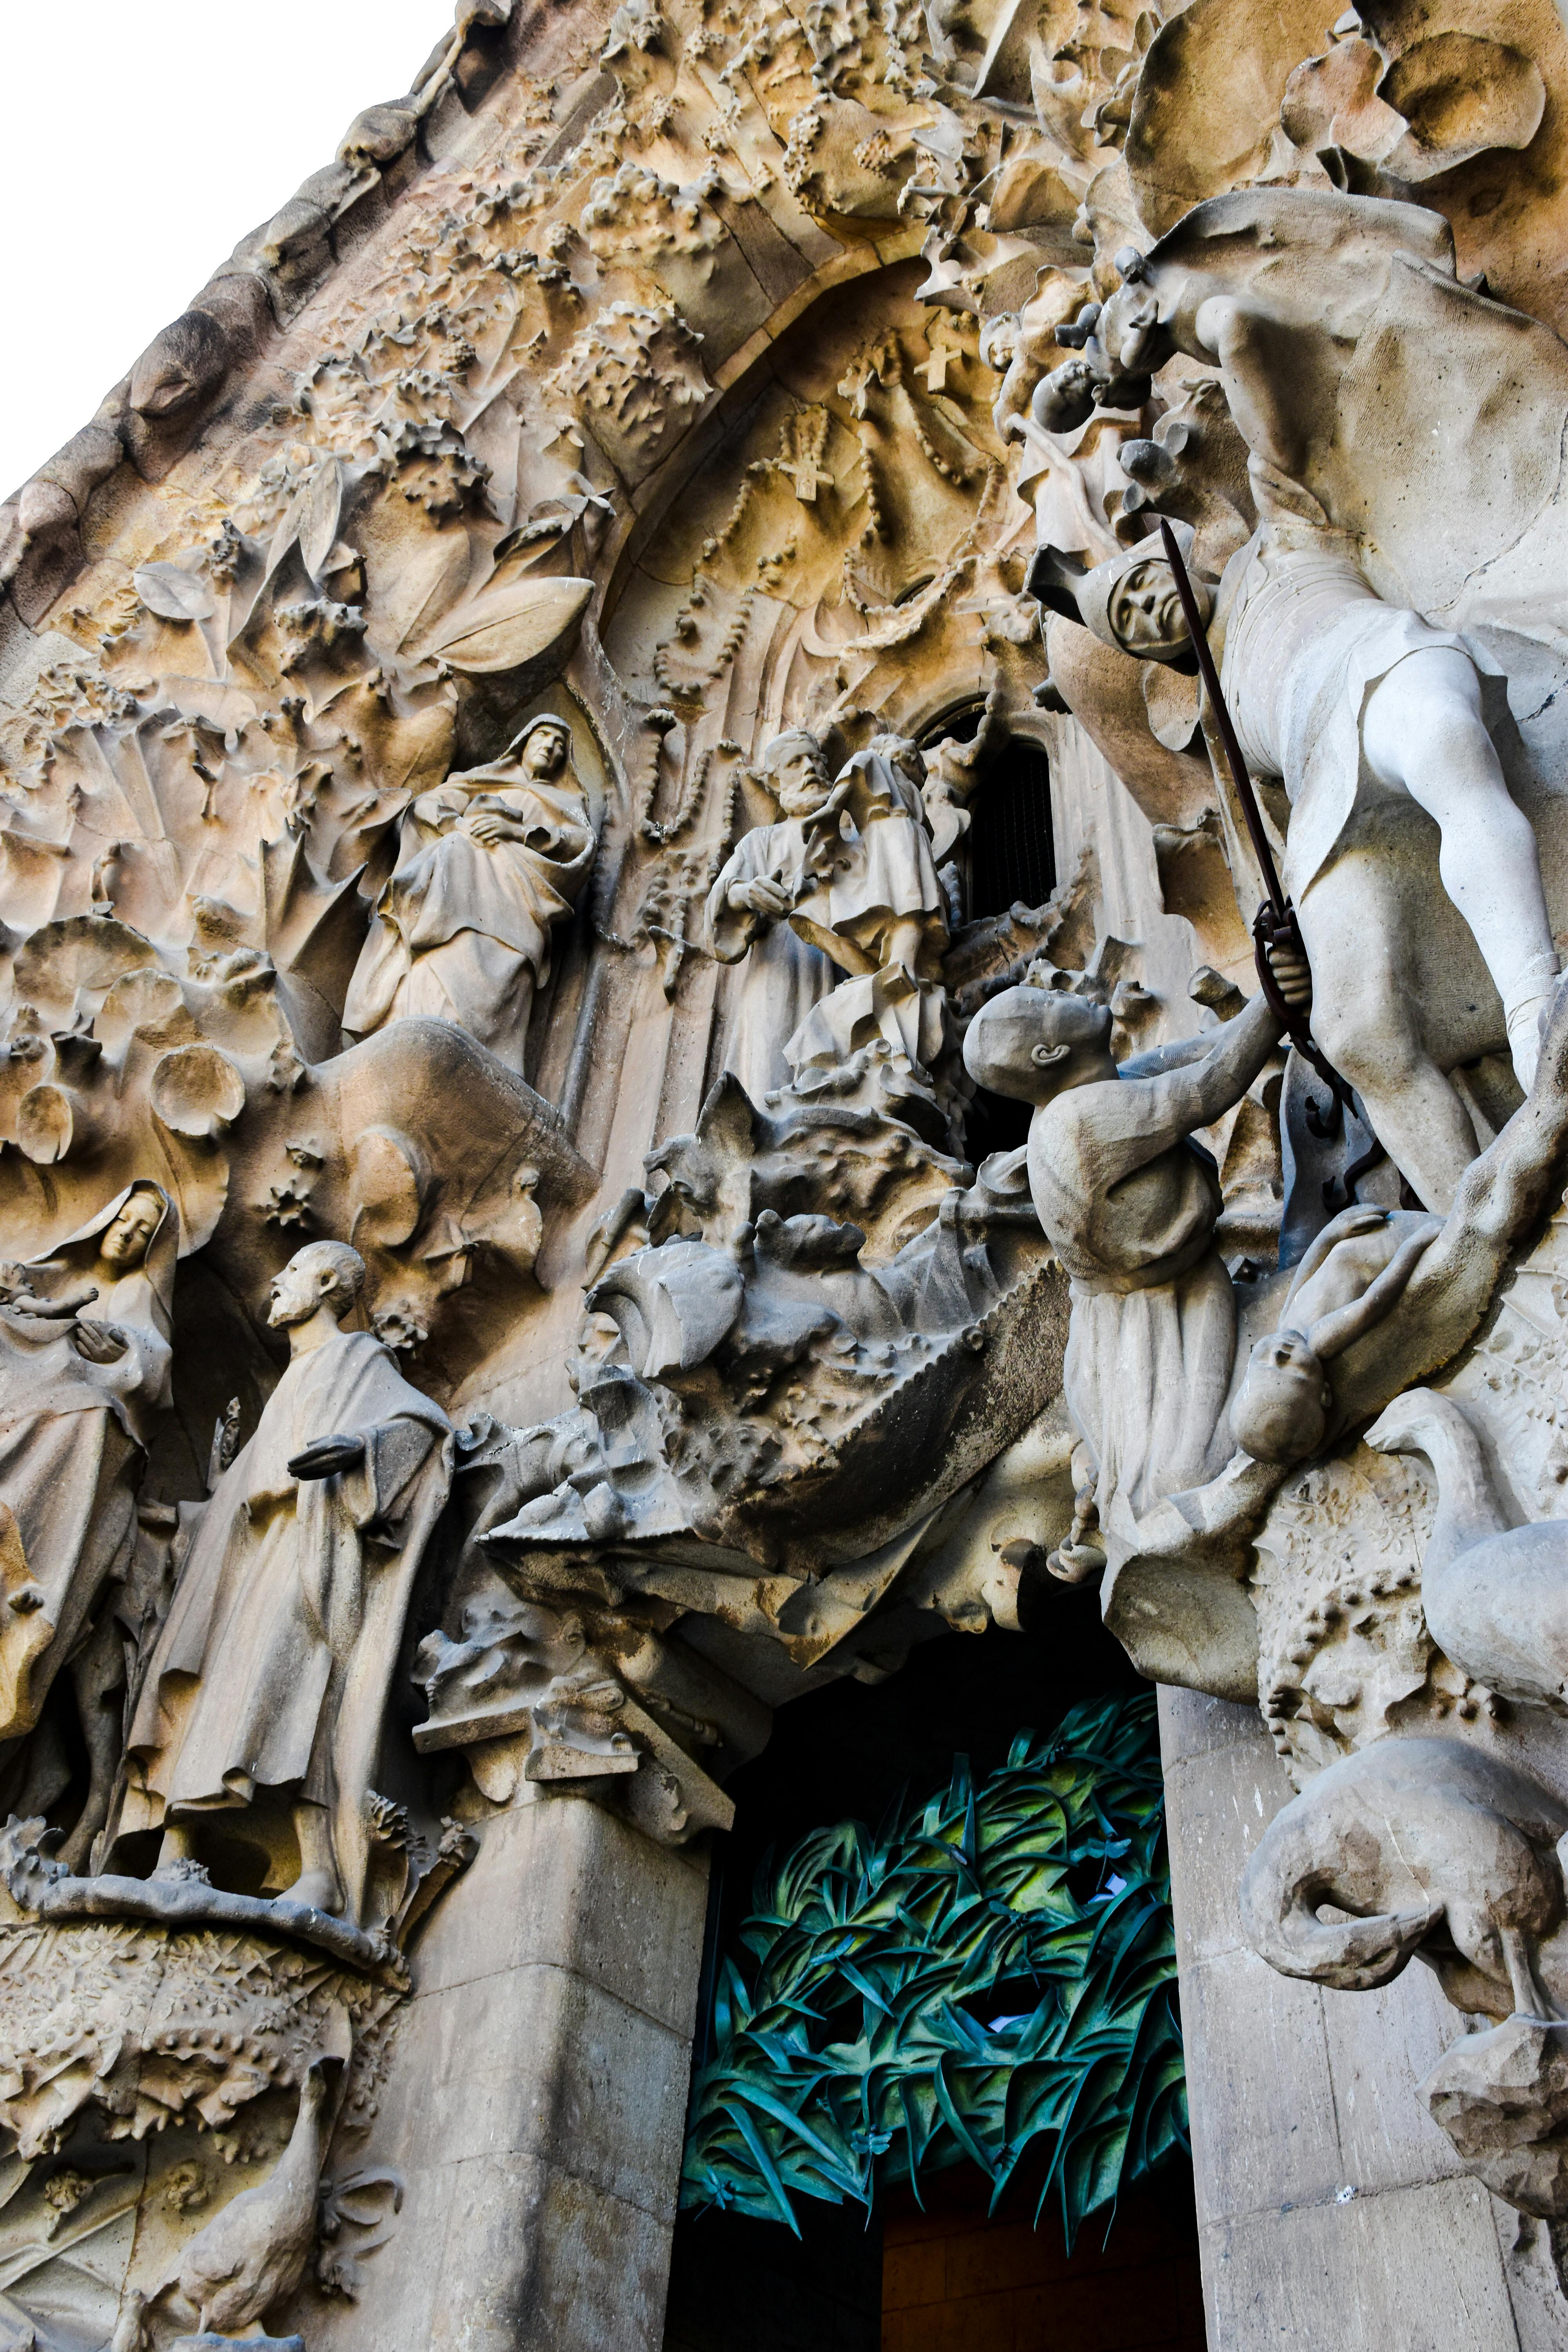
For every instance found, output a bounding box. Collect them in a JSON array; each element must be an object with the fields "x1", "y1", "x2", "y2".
[
  {"x1": 343, "y1": 713, "x2": 597, "y2": 1076},
  {"x1": 0, "y1": 1181, "x2": 177, "y2": 1855}
]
